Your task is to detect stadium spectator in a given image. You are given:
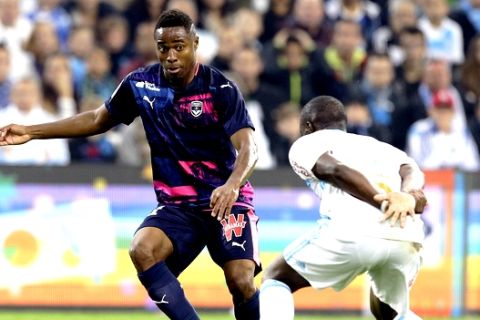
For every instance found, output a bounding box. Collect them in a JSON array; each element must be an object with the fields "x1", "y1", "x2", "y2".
[
  {"x1": 118, "y1": 21, "x2": 157, "y2": 80},
  {"x1": 287, "y1": 0, "x2": 333, "y2": 49},
  {"x1": 28, "y1": 0, "x2": 71, "y2": 50},
  {"x1": 81, "y1": 46, "x2": 117, "y2": 101},
  {"x1": 63, "y1": 0, "x2": 118, "y2": 29},
  {"x1": 468, "y1": 102, "x2": 480, "y2": 157},
  {"x1": 197, "y1": 0, "x2": 234, "y2": 33},
  {"x1": 418, "y1": 0, "x2": 464, "y2": 65},
  {"x1": 124, "y1": 0, "x2": 167, "y2": 40},
  {"x1": 348, "y1": 53, "x2": 397, "y2": 128},
  {"x1": 260, "y1": 0, "x2": 292, "y2": 42},
  {"x1": 270, "y1": 101, "x2": 301, "y2": 165},
  {"x1": 231, "y1": 7, "x2": 264, "y2": 50},
  {"x1": 96, "y1": 14, "x2": 132, "y2": 76},
  {"x1": 210, "y1": 25, "x2": 244, "y2": 72},
  {"x1": 41, "y1": 53, "x2": 77, "y2": 118},
  {"x1": 0, "y1": 43, "x2": 12, "y2": 109},
  {"x1": 450, "y1": 0, "x2": 480, "y2": 55},
  {"x1": 0, "y1": 0, "x2": 34, "y2": 81},
  {"x1": 228, "y1": 46, "x2": 281, "y2": 169},
  {"x1": 345, "y1": 99, "x2": 392, "y2": 143},
  {"x1": 406, "y1": 89, "x2": 480, "y2": 171},
  {"x1": 324, "y1": 0, "x2": 382, "y2": 44},
  {"x1": 457, "y1": 35, "x2": 480, "y2": 114},
  {"x1": 370, "y1": 0, "x2": 419, "y2": 66},
  {"x1": 0, "y1": 78, "x2": 70, "y2": 165},
  {"x1": 312, "y1": 19, "x2": 366, "y2": 102},
  {"x1": 262, "y1": 29, "x2": 317, "y2": 106},
  {"x1": 66, "y1": 25, "x2": 96, "y2": 94},
  {"x1": 25, "y1": 20, "x2": 61, "y2": 76},
  {"x1": 389, "y1": 27, "x2": 428, "y2": 150}
]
